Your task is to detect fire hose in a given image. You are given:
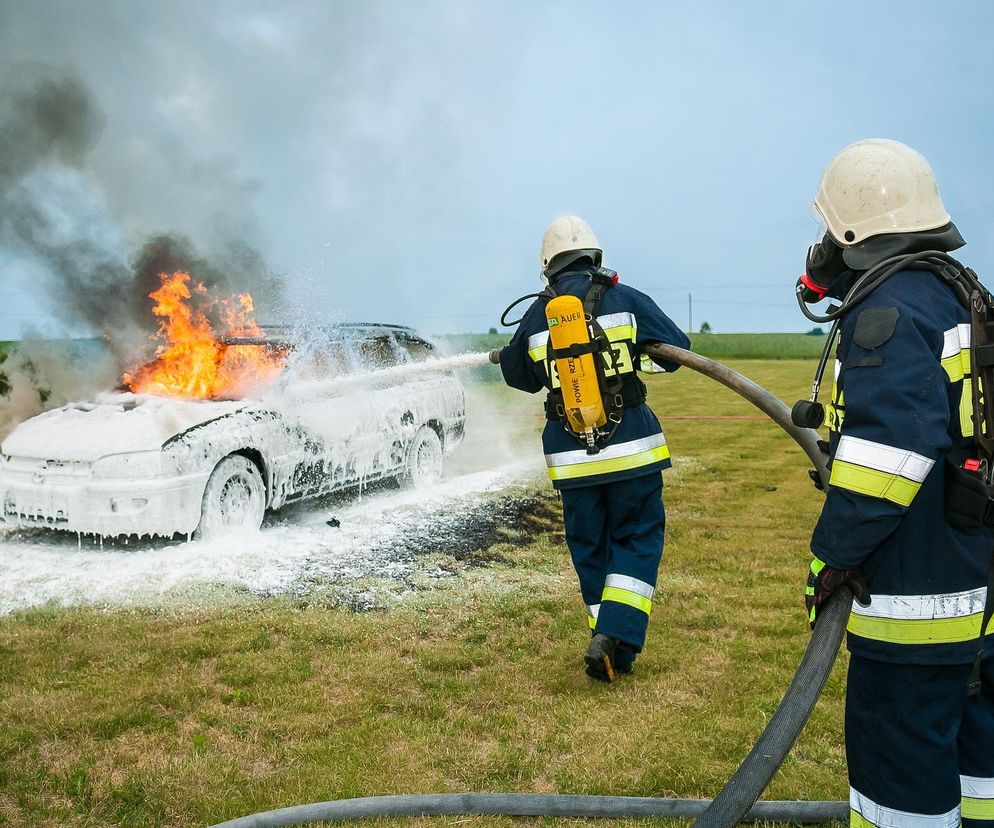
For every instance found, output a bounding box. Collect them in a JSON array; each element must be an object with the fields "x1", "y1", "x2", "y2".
[{"x1": 211, "y1": 345, "x2": 850, "y2": 828}]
